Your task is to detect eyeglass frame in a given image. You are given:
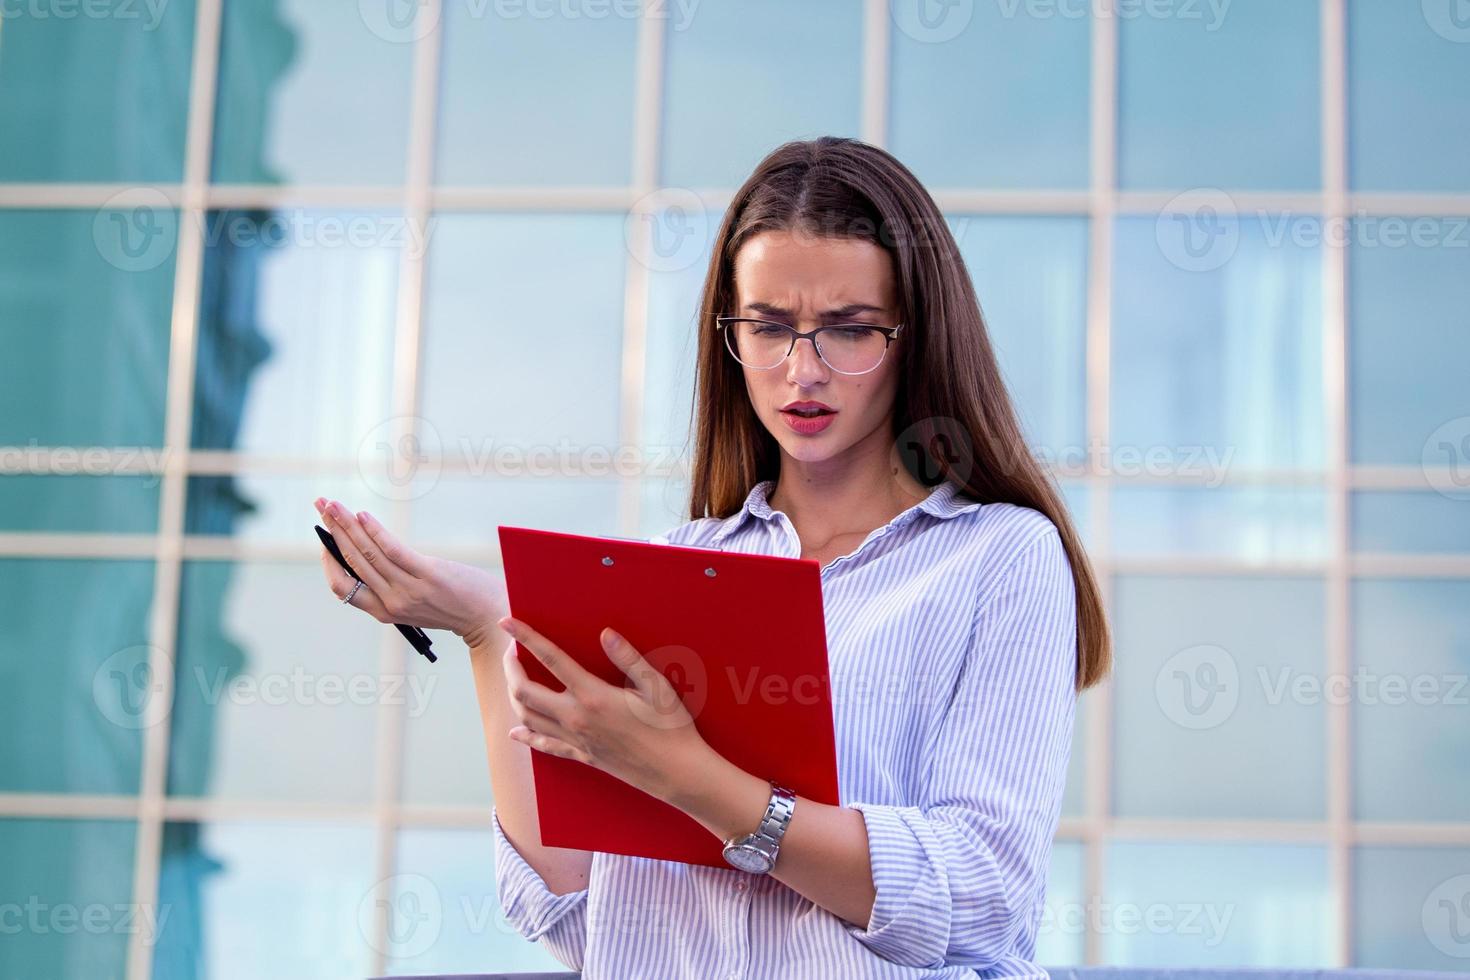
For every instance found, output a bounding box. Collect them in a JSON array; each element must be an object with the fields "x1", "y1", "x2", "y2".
[{"x1": 714, "y1": 316, "x2": 904, "y2": 376}]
